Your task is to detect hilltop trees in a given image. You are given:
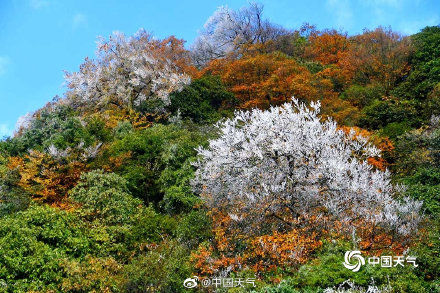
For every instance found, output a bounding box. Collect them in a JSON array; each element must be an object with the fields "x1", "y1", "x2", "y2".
[
  {"x1": 191, "y1": 3, "x2": 288, "y2": 66},
  {"x1": 393, "y1": 26, "x2": 440, "y2": 101},
  {"x1": 64, "y1": 30, "x2": 192, "y2": 113}
]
